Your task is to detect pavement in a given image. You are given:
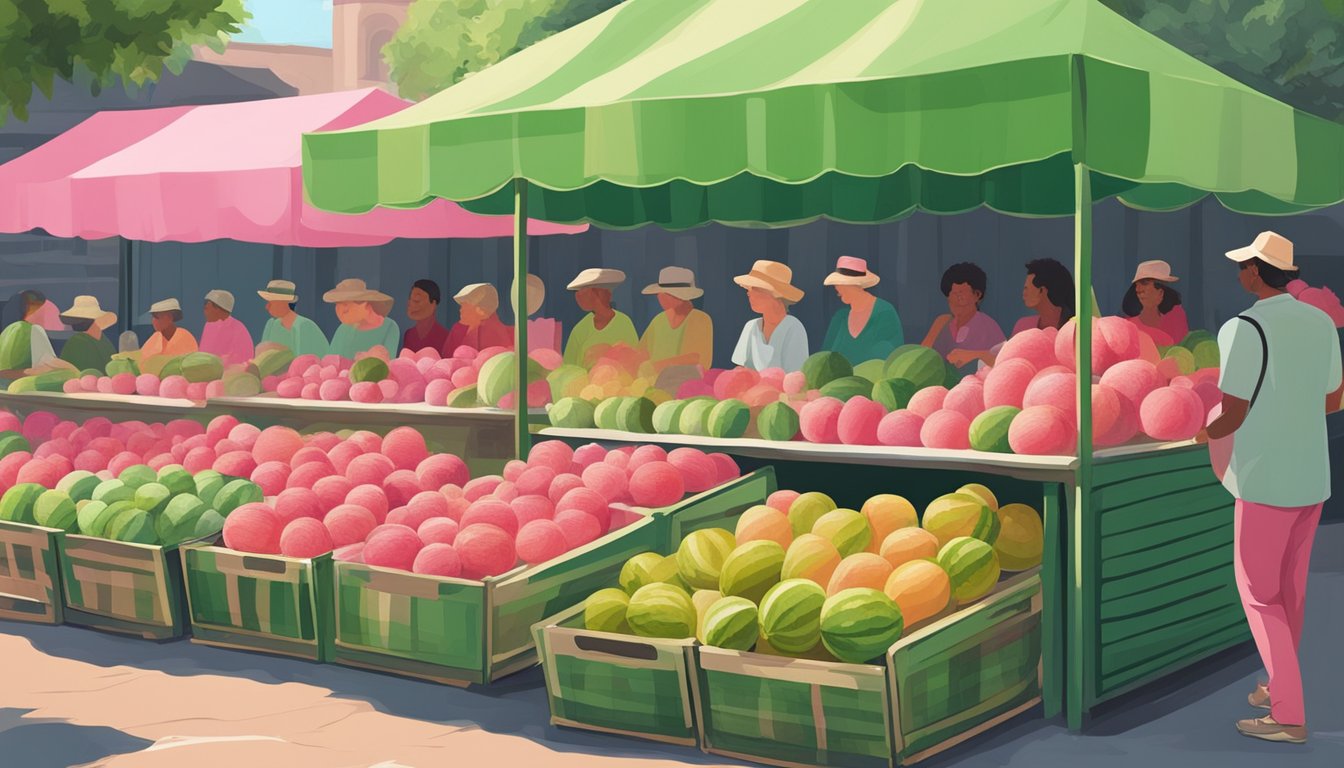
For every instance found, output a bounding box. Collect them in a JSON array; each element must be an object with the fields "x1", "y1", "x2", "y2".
[{"x1": 3, "y1": 522, "x2": 1344, "y2": 768}]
